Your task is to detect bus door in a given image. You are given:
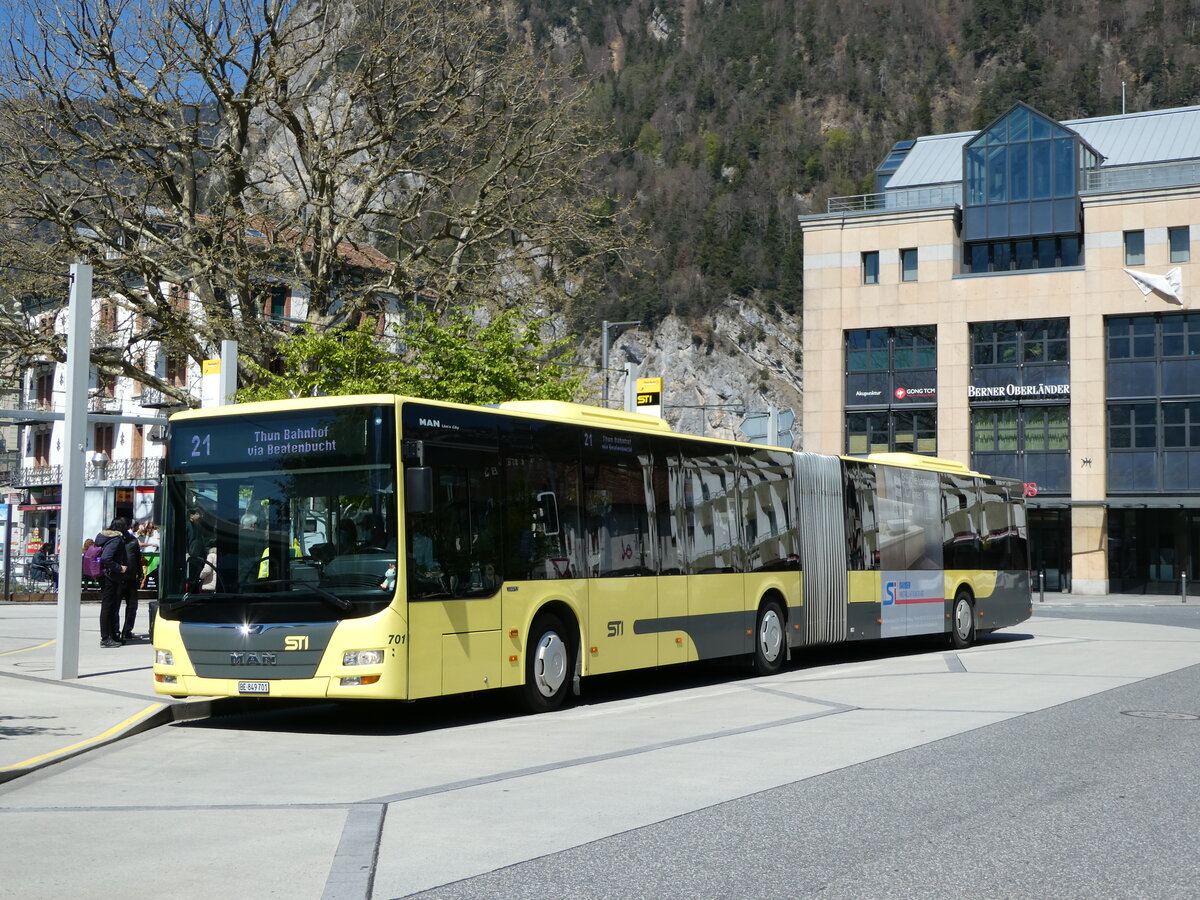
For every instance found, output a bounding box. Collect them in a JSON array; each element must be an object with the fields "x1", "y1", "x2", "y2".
[
  {"x1": 876, "y1": 466, "x2": 943, "y2": 637},
  {"x1": 405, "y1": 448, "x2": 504, "y2": 697},
  {"x1": 681, "y1": 451, "x2": 748, "y2": 660},
  {"x1": 653, "y1": 452, "x2": 688, "y2": 664},
  {"x1": 581, "y1": 443, "x2": 658, "y2": 675}
]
